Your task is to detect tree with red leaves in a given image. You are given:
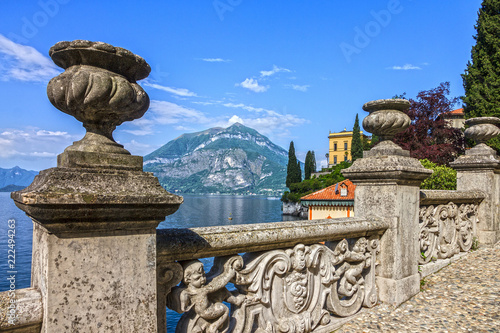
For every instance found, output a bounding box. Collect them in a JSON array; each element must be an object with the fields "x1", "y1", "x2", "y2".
[{"x1": 393, "y1": 82, "x2": 465, "y2": 165}]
